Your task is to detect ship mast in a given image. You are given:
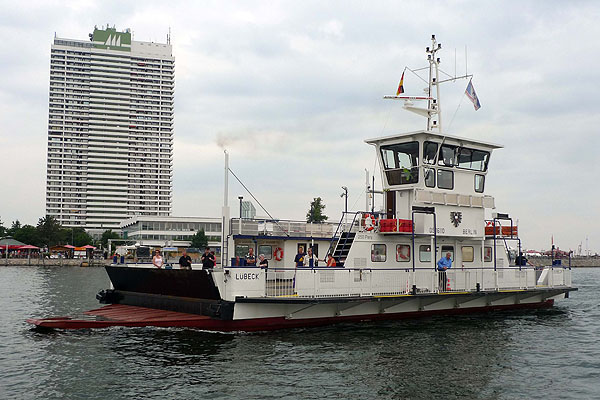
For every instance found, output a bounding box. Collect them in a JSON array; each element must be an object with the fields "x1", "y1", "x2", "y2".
[
  {"x1": 426, "y1": 34, "x2": 442, "y2": 132},
  {"x1": 384, "y1": 34, "x2": 472, "y2": 134}
]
